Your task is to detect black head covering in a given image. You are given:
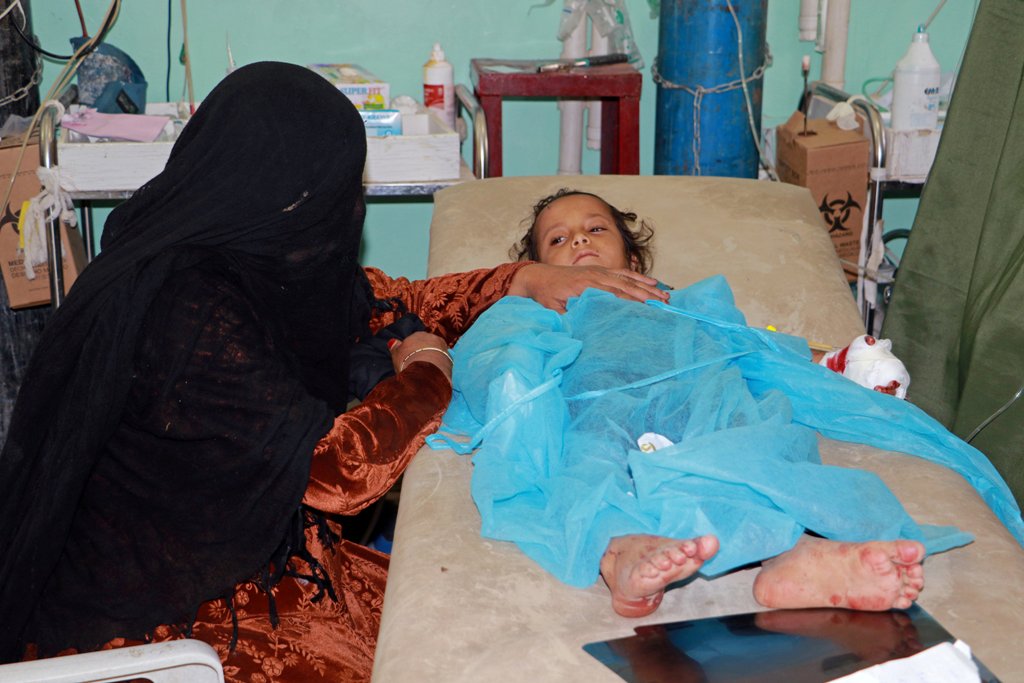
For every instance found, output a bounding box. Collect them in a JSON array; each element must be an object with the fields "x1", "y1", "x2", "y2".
[{"x1": 0, "y1": 61, "x2": 371, "y2": 659}]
